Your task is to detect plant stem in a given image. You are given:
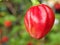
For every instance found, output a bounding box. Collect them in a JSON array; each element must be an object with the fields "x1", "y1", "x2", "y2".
[{"x1": 31, "y1": 0, "x2": 40, "y2": 6}]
